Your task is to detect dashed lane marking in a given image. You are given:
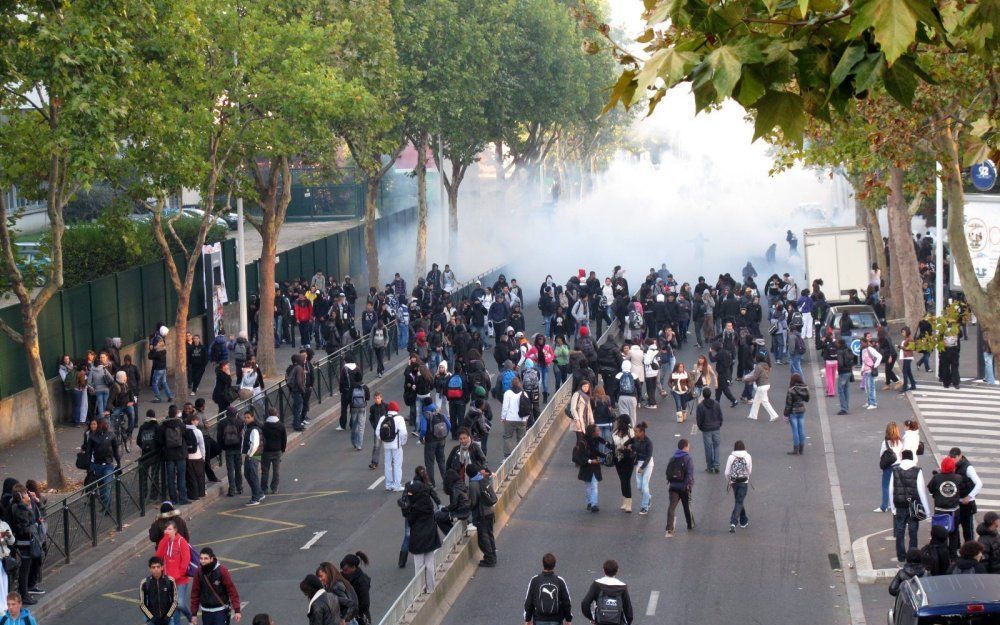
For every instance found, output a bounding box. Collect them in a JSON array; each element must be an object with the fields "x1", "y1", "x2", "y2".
[
  {"x1": 646, "y1": 591, "x2": 660, "y2": 616},
  {"x1": 101, "y1": 557, "x2": 260, "y2": 604},
  {"x1": 368, "y1": 476, "x2": 386, "y2": 490}
]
